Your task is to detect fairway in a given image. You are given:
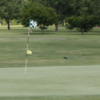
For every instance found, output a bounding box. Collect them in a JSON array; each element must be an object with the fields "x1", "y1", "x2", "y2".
[
  {"x1": 0, "y1": 26, "x2": 100, "y2": 100},
  {"x1": 0, "y1": 66, "x2": 100, "y2": 97}
]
